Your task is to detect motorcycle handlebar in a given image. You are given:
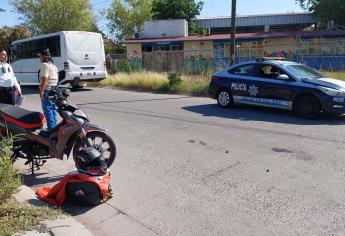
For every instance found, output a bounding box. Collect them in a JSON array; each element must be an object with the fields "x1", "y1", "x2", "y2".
[{"x1": 47, "y1": 87, "x2": 71, "y2": 108}]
